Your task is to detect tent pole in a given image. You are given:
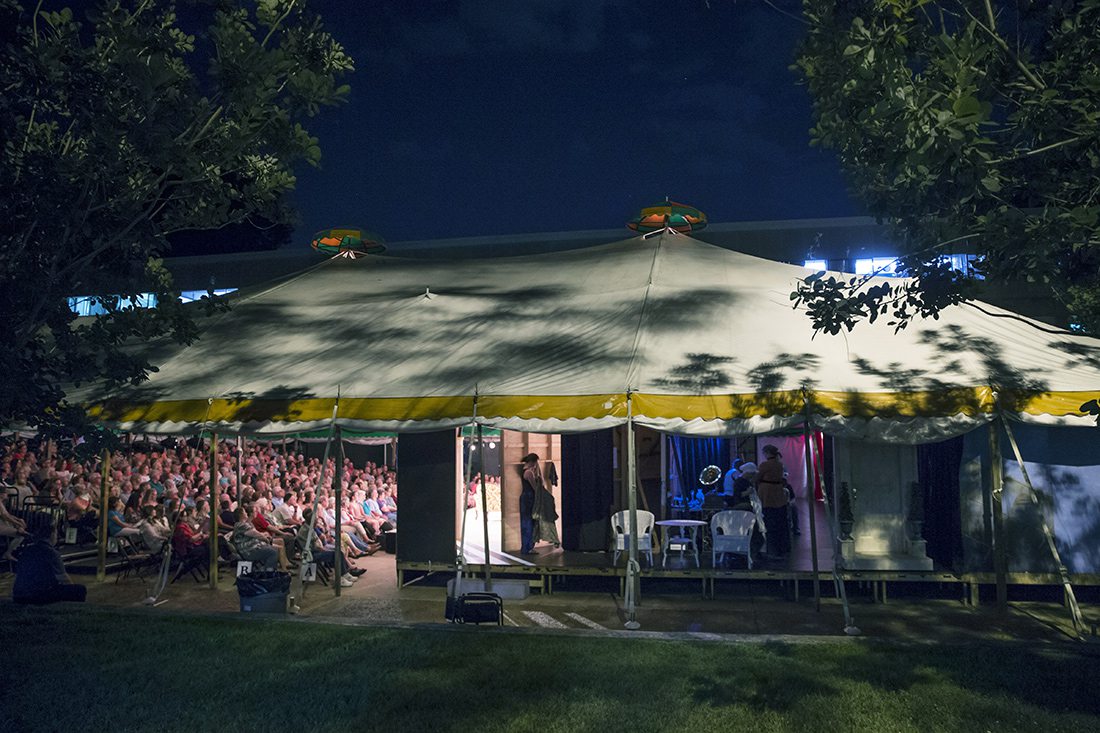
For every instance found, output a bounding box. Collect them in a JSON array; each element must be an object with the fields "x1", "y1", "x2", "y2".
[
  {"x1": 333, "y1": 426, "x2": 344, "y2": 597},
  {"x1": 660, "y1": 432, "x2": 668, "y2": 519},
  {"x1": 452, "y1": 398, "x2": 479, "y2": 607},
  {"x1": 624, "y1": 393, "x2": 641, "y2": 630},
  {"x1": 805, "y1": 394, "x2": 862, "y2": 633},
  {"x1": 477, "y1": 423, "x2": 492, "y2": 589},
  {"x1": 988, "y1": 421, "x2": 1008, "y2": 608},
  {"x1": 801, "y1": 398, "x2": 821, "y2": 610},
  {"x1": 291, "y1": 402, "x2": 340, "y2": 609},
  {"x1": 209, "y1": 433, "x2": 219, "y2": 589},
  {"x1": 96, "y1": 447, "x2": 110, "y2": 581},
  {"x1": 1000, "y1": 415, "x2": 1085, "y2": 636}
]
